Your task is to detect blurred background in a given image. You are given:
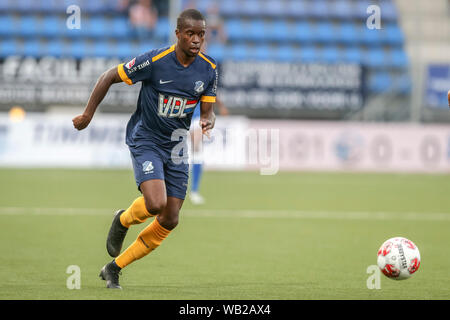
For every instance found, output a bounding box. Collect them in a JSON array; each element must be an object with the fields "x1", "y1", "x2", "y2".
[{"x1": 0, "y1": 0, "x2": 449, "y2": 172}]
